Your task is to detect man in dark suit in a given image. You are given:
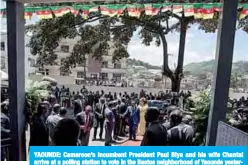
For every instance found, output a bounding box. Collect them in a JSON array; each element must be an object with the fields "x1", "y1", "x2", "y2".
[
  {"x1": 29, "y1": 104, "x2": 49, "y2": 146},
  {"x1": 167, "y1": 110, "x2": 194, "y2": 146},
  {"x1": 117, "y1": 99, "x2": 127, "y2": 136},
  {"x1": 123, "y1": 100, "x2": 140, "y2": 140},
  {"x1": 76, "y1": 105, "x2": 94, "y2": 146},
  {"x1": 93, "y1": 98, "x2": 106, "y2": 140},
  {"x1": 141, "y1": 107, "x2": 167, "y2": 146}
]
